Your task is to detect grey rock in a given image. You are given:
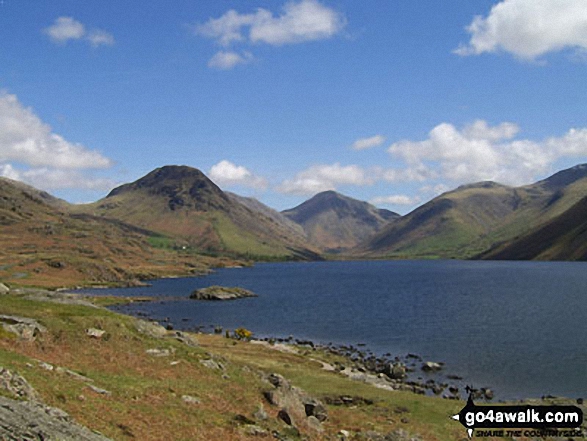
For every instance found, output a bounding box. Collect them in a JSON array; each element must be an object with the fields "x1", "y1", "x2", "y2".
[
  {"x1": 253, "y1": 404, "x2": 268, "y2": 421},
  {"x1": 172, "y1": 331, "x2": 199, "y2": 347},
  {"x1": 421, "y1": 361, "x2": 443, "y2": 372},
  {"x1": 145, "y1": 348, "x2": 172, "y2": 357},
  {"x1": 181, "y1": 395, "x2": 201, "y2": 405},
  {"x1": 190, "y1": 285, "x2": 257, "y2": 301},
  {"x1": 0, "y1": 367, "x2": 40, "y2": 401},
  {"x1": 383, "y1": 362, "x2": 406, "y2": 380},
  {"x1": 0, "y1": 314, "x2": 47, "y2": 341},
  {"x1": 0, "y1": 396, "x2": 112, "y2": 441},
  {"x1": 86, "y1": 328, "x2": 106, "y2": 339},
  {"x1": 0, "y1": 282, "x2": 9, "y2": 295},
  {"x1": 306, "y1": 415, "x2": 324, "y2": 432},
  {"x1": 199, "y1": 358, "x2": 224, "y2": 370},
  {"x1": 243, "y1": 424, "x2": 269, "y2": 437},
  {"x1": 135, "y1": 319, "x2": 167, "y2": 338},
  {"x1": 88, "y1": 385, "x2": 111, "y2": 396}
]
